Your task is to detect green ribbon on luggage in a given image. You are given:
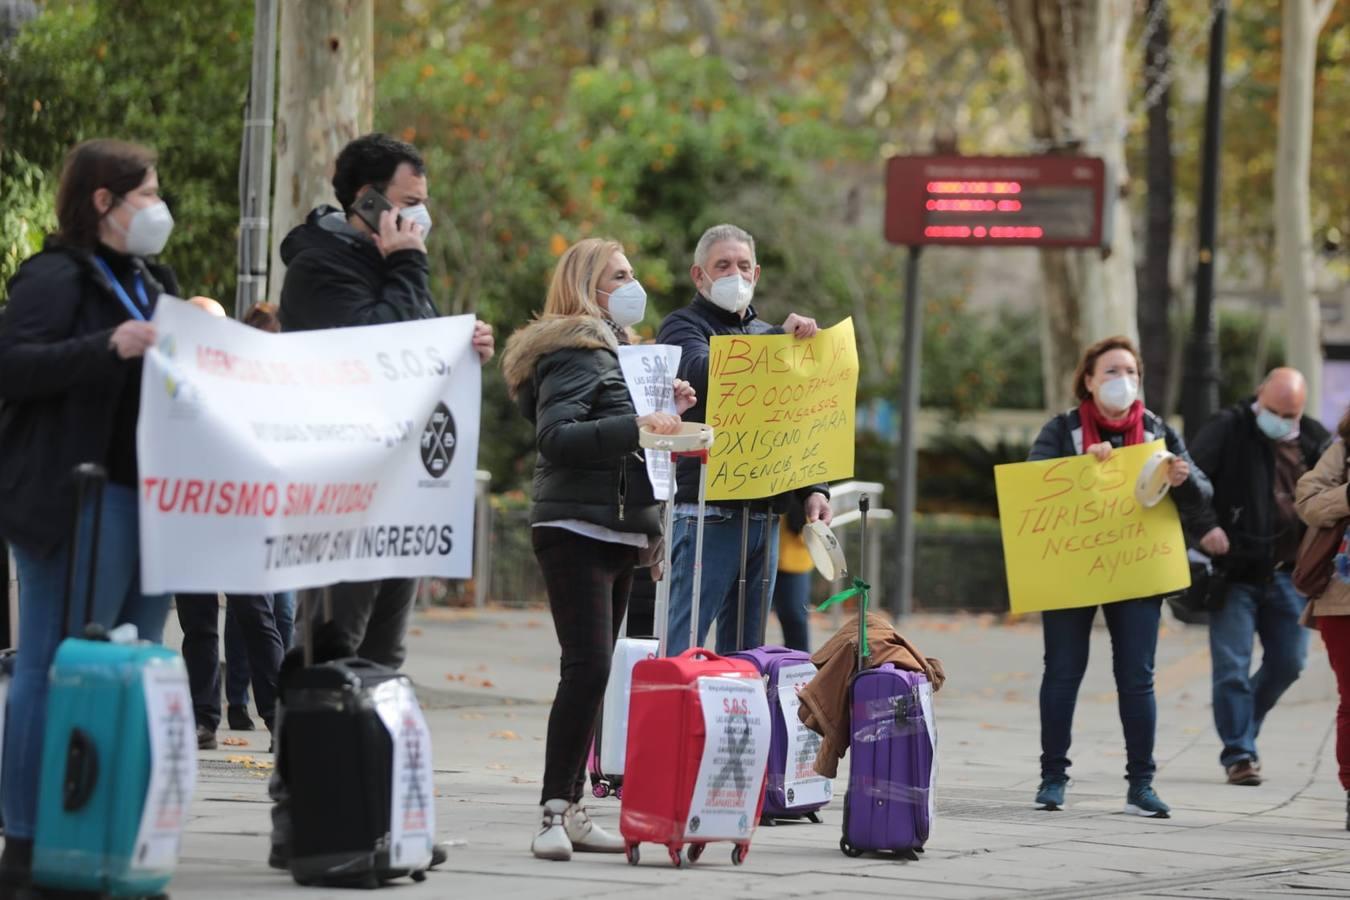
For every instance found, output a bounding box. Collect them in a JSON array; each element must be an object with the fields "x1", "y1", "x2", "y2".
[{"x1": 818, "y1": 577, "x2": 871, "y2": 655}]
